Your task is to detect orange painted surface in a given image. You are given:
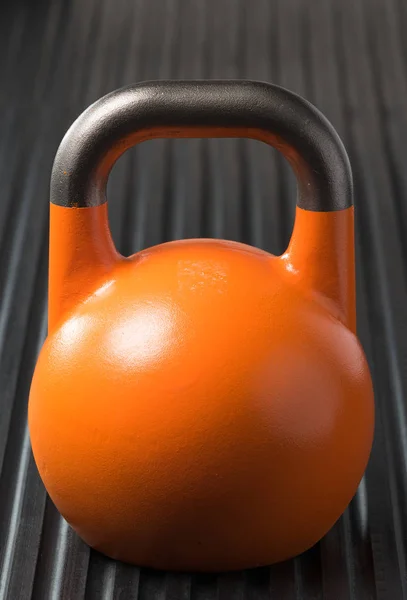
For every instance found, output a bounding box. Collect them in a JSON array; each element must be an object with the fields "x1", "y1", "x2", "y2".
[{"x1": 28, "y1": 203, "x2": 374, "y2": 571}]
